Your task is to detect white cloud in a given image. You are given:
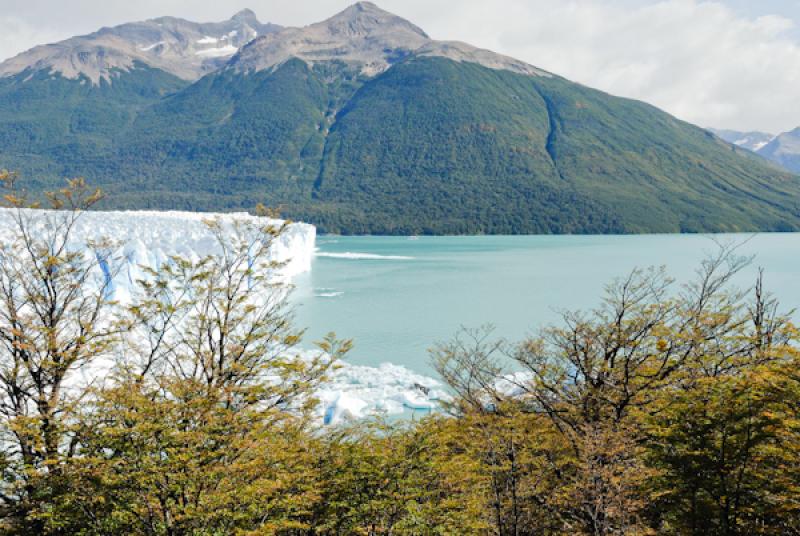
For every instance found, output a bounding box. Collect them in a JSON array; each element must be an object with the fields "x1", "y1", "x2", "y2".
[
  {"x1": 0, "y1": 0, "x2": 799, "y2": 132},
  {"x1": 389, "y1": 0, "x2": 800, "y2": 133},
  {"x1": 0, "y1": 16, "x2": 66, "y2": 61}
]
